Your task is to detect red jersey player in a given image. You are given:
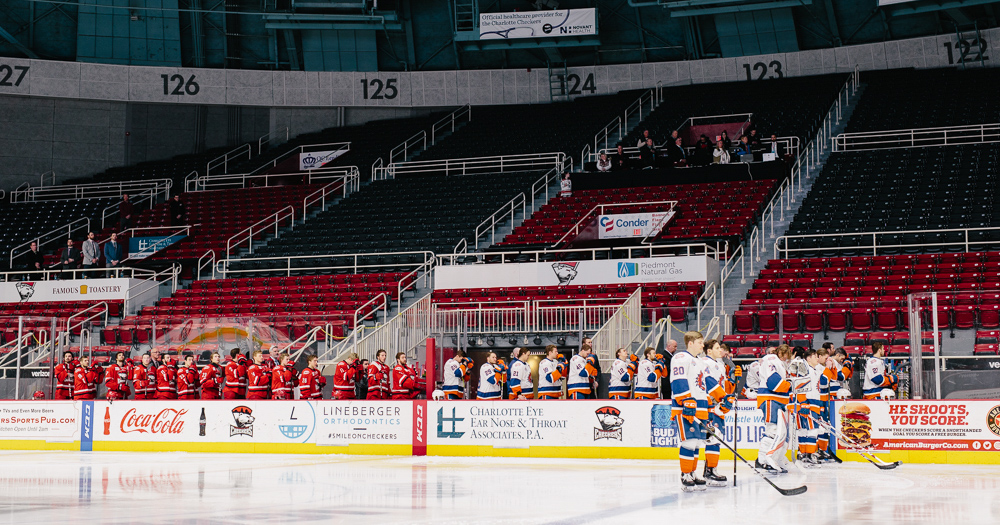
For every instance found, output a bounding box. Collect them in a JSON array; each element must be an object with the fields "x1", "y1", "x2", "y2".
[
  {"x1": 132, "y1": 354, "x2": 154, "y2": 400},
  {"x1": 54, "y1": 351, "x2": 76, "y2": 400},
  {"x1": 298, "y1": 355, "x2": 324, "y2": 399},
  {"x1": 223, "y1": 349, "x2": 247, "y2": 399},
  {"x1": 104, "y1": 352, "x2": 131, "y2": 400},
  {"x1": 177, "y1": 355, "x2": 200, "y2": 400},
  {"x1": 333, "y1": 352, "x2": 361, "y2": 400},
  {"x1": 390, "y1": 352, "x2": 425, "y2": 399},
  {"x1": 73, "y1": 356, "x2": 100, "y2": 400},
  {"x1": 367, "y1": 349, "x2": 391, "y2": 400},
  {"x1": 200, "y1": 352, "x2": 223, "y2": 400},
  {"x1": 271, "y1": 353, "x2": 297, "y2": 400},
  {"x1": 156, "y1": 356, "x2": 178, "y2": 400},
  {"x1": 246, "y1": 351, "x2": 271, "y2": 400}
]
